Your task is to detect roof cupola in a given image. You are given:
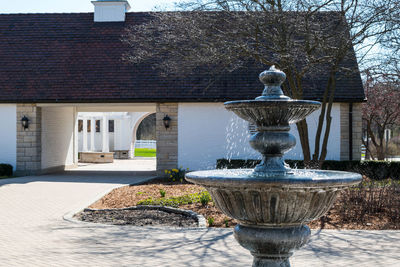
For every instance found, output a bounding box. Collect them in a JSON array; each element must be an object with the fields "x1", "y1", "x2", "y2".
[{"x1": 92, "y1": 0, "x2": 131, "y2": 22}]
